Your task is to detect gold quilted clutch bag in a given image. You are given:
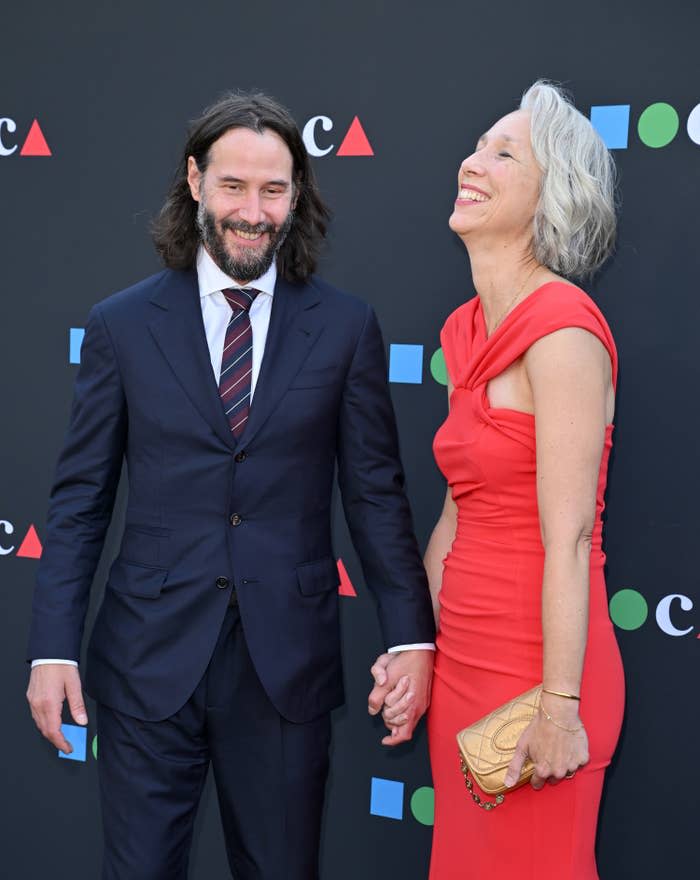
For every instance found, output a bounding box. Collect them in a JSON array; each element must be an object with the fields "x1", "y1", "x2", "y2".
[{"x1": 456, "y1": 684, "x2": 542, "y2": 810}]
